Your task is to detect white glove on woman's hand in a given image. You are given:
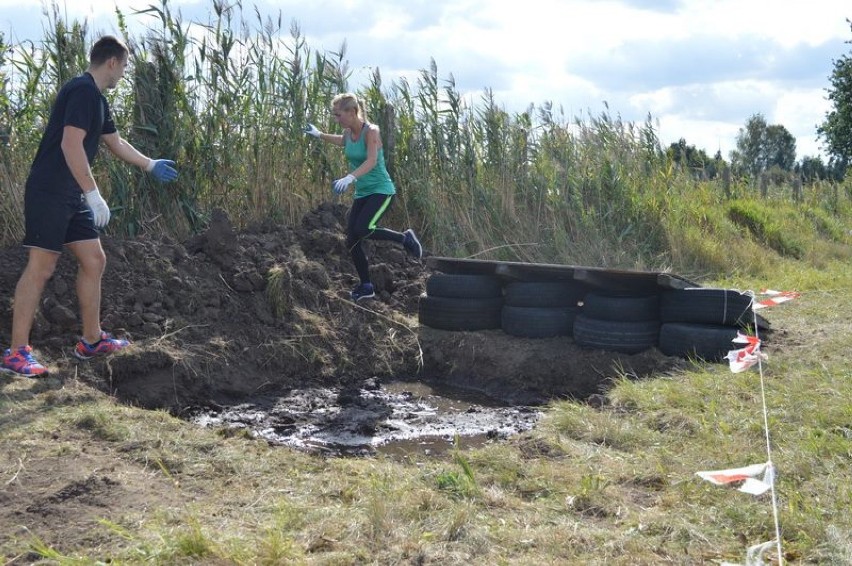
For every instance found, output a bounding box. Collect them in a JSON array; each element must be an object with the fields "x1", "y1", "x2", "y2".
[
  {"x1": 84, "y1": 188, "x2": 111, "y2": 228},
  {"x1": 304, "y1": 123, "x2": 322, "y2": 138},
  {"x1": 333, "y1": 174, "x2": 356, "y2": 194}
]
